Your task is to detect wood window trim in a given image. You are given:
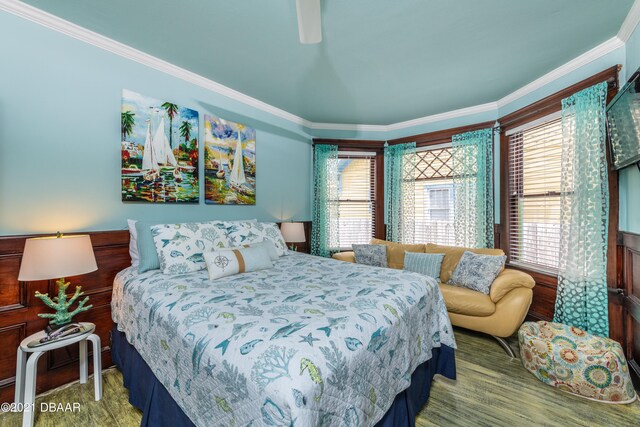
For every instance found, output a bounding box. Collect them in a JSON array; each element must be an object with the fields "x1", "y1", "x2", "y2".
[
  {"x1": 387, "y1": 120, "x2": 496, "y2": 147},
  {"x1": 498, "y1": 64, "x2": 621, "y2": 287},
  {"x1": 500, "y1": 65, "x2": 621, "y2": 130},
  {"x1": 334, "y1": 152, "x2": 378, "y2": 247},
  {"x1": 313, "y1": 140, "x2": 386, "y2": 240}
]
